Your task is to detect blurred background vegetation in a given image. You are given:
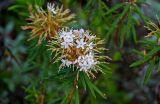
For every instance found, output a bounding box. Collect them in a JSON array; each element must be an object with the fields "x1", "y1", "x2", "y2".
[{"x1": 0, "y1": 0, "x2": 160, "y2": 104}]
